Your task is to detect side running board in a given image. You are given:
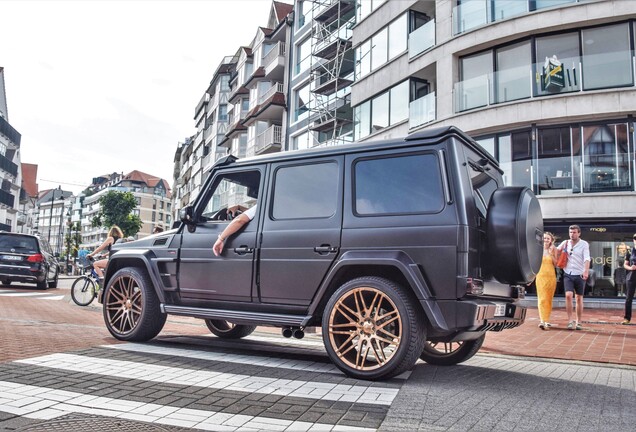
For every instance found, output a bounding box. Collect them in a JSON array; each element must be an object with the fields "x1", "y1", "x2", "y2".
[{"x1": 161, "y1": 304, "x2": 310, "y2": 327}]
